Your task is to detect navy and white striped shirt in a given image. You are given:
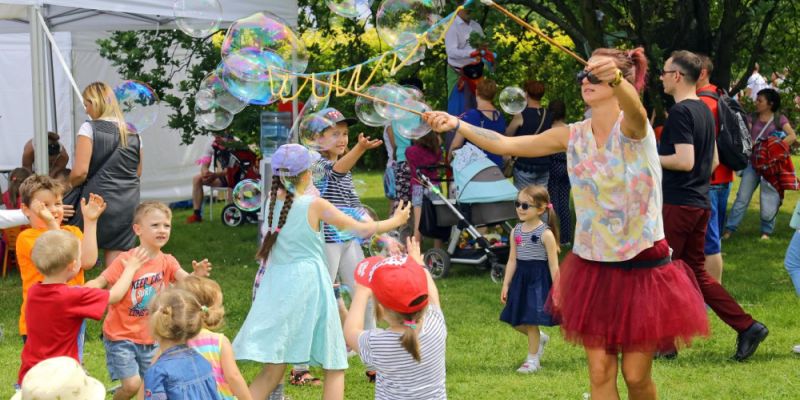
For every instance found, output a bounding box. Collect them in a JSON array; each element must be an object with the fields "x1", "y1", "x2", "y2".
[
  {"x1": 514, "y1": 223, "x2": 549, "y2": 261},
  {"x1": 359, "y1": 305, "x2": 447, "y2": 400},
  {"x1": 313, "y1": 158, "x2": 365, "y2": 243}
]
